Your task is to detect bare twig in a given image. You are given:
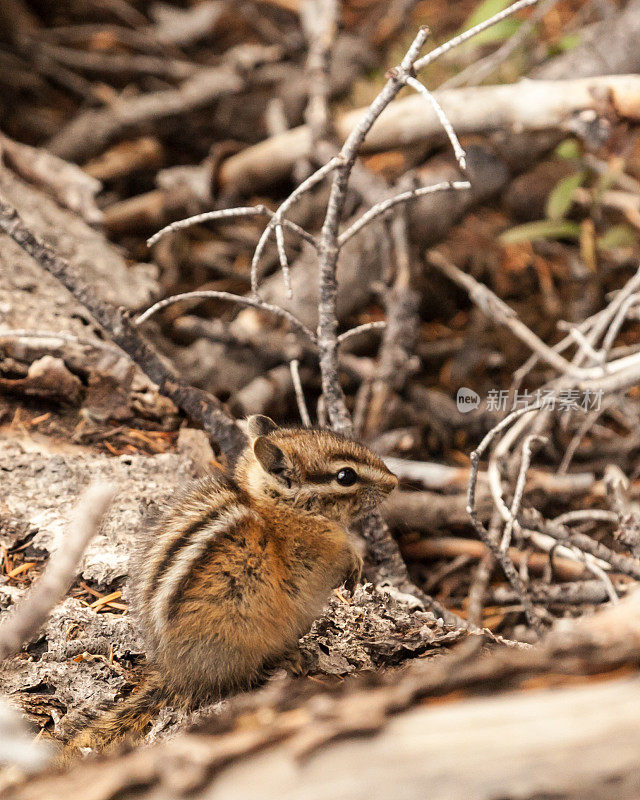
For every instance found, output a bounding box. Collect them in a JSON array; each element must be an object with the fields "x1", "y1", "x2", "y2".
[
  {"x1": 251, "y1": 157, "x2": 341, "y2": 295},
  {"x1": 146, "y1": 205, "x2": 316, "y2": 250},
  {"x1": 403, "y1": 77, "x2": 467, "y2": 171},
  {"x1": 290, "y1": 359, "x2": 312, "y2": 427},
  {"x1": 468, "y1": 406, "x2": 545, "y2": 633},
  {"x1": 0, "y1": 195, "x2": 245, "y2": 458},
  {"x1": 337, "y1": 321, "x2": 387, "y2": 346},
  {"x1": 553, "y1": 509, "x2": 619, "y2": 526},
  {"x1": 338, "y1": 181, "x2": 470, "y2": 247},
  {"x1": 412, "y1": 0, "x2": 539, "y2": 72},
  {"x1": 0, "y1": 483, "x2": 115, "y2": 663},
  {"x1": 135, "y1": 290, "x2": 316, "y2": 344},
  {"x1": 500, "y1": 435, "x2": 547, "y2": 552},
  {"x1": 442, "y1": 0, "x2": 559, "y2": 89}
]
